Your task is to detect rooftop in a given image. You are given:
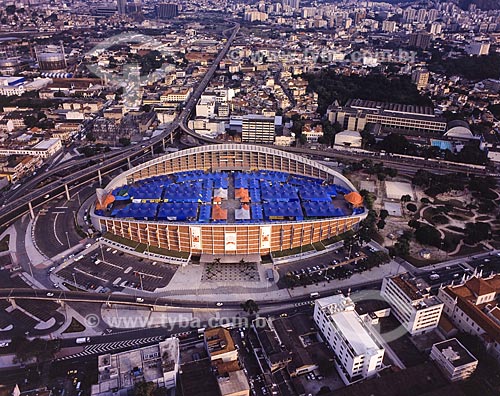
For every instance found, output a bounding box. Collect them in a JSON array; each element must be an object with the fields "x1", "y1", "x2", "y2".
[
  {"x1": 316, "y1": 295, "x2": 383, "y2": 355},
  {"x1": 205, "y1": 327, "x2": 236, "y2": 357},
  {"x1": 390, "y1": 274, "x2": 443, "y2": 309},
  {"x1": 33, "y1": 138, "x2": 60, "y2": 150},
  {"x1": 432, "y1": 338, "x2": 477, "y2": 368},
  {"x1": 96, "y1": 338, "x2": 179, "y2": 391},
  {"x1": 333, "y1": 310, "x2": 382, "y2": 355},
  {"x1": 347, "y1": 98, "x2": 436, "y2": 116},
  {"x1": 217, "y1": 370, "x2": 250, "y2": 396}
]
